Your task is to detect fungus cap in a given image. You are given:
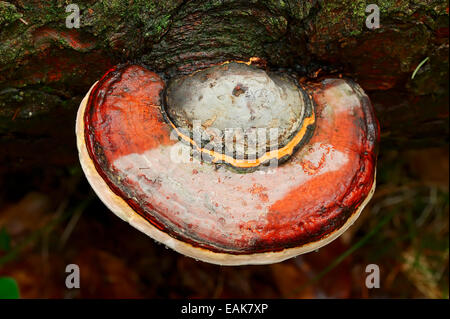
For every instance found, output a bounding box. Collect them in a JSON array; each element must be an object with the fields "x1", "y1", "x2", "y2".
[{"x1": 76, "y1": 62, "x2": 379, "y2": 265}]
